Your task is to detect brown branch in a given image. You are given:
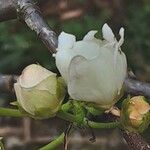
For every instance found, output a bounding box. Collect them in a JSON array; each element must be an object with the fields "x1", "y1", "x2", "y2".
[
  {"x1": 17, "y1": 0, "x2": 58, "y2": 53},
  {"x1": 0, "y1": 0, "x2": 17, "y2": 22},
  {"x1": 0, "y1": 74, "x2": 17, "y2": 93},
  {"x1": 0, "y1": 0, "x2": 58, "y2": 53},
  {"x1": 122, "y1": 130, "x2": 150, "y2": 150},
  {"x1": 124, "y1": 78, "x2": 150, "y2": 99}
]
